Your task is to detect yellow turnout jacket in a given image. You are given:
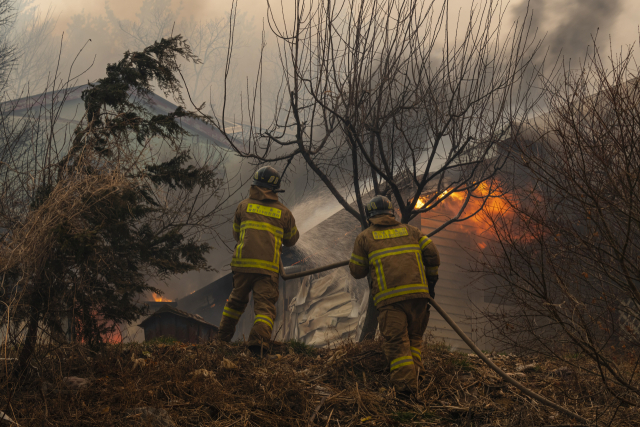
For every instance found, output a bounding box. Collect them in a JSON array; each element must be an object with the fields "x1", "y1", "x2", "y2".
[
  {"x1": 231, "y1": 186, "x2": 299, "y2": 277},
  {"x1": 349, "y1": 215, "x2": 440, "y2": 308}
]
